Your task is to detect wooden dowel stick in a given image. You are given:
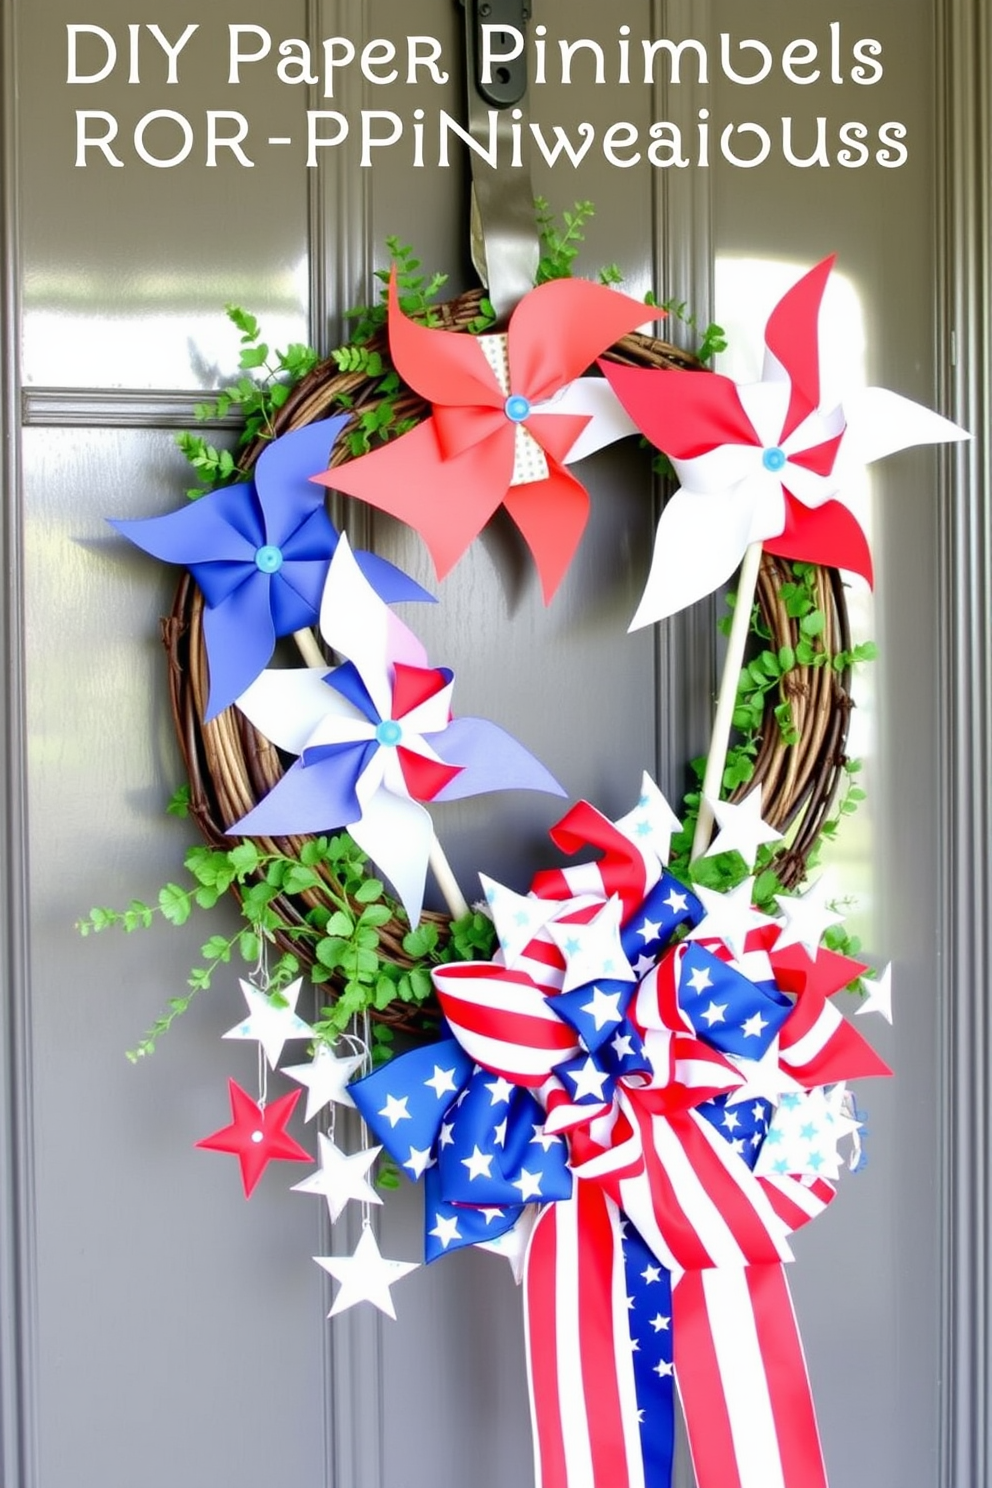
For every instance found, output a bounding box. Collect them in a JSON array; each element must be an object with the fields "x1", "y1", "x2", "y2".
[
  {"x1": 292, "y1": 627, "x2": 326, "y2": 669},
  {"x1": 429, "y1": 834, "x2": 470, "y2": 920},
  {"x1": 691, "y1": 540, "x2": 764, "y2": 862}
]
